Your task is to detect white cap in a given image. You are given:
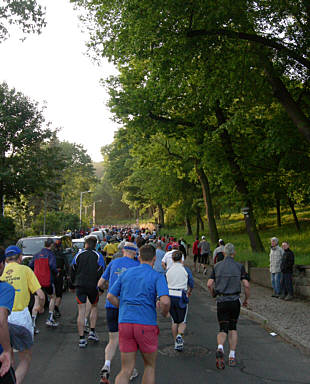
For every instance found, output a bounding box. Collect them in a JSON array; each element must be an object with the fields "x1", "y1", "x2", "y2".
[{"x1": 201, "y1": 236, "x2": 205, "y2": 239}]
